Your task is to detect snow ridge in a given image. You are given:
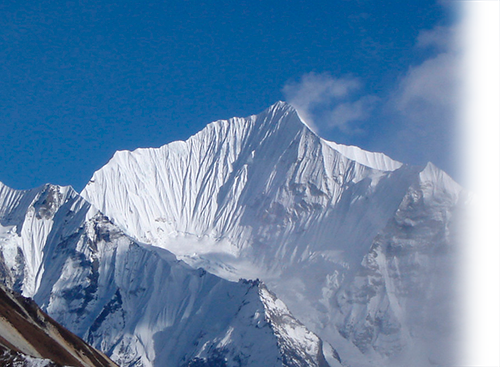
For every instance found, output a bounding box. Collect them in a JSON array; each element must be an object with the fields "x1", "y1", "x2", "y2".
[
  {"x1": 81, "y1": 102, "x2": 465, "y2": 367},
  {"x1": 0, "y1": 181, "x2": 330, "y2": 367}
]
